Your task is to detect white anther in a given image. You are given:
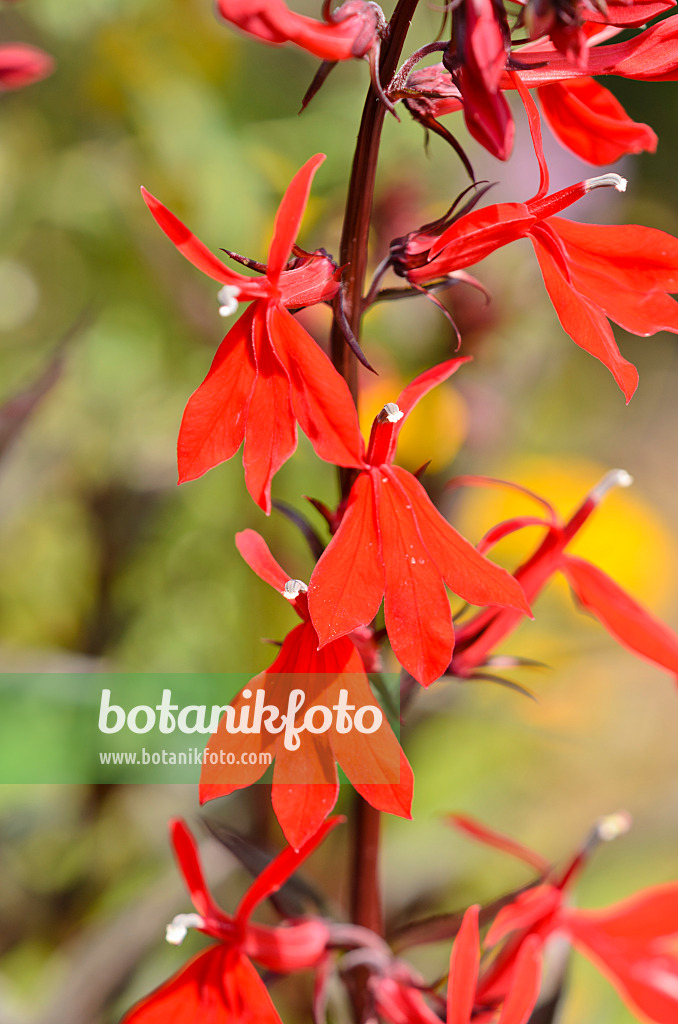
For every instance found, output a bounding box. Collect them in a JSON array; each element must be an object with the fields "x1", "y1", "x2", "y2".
[
  {"x1": 283, "y1": 579, "x2": 308, "y2": 600},
  {"x1": 595, "y1": 811, "x2": 632, "y2": 843},
  {"x1": 584, "y1": 173, "x2": 627, "y2": 194},
  {"x1": 378, "y1": 403, "x2": 404, "y2": 423},
  {"x1": 217, "y1": 285, "x2": 240, "y2": 317},
  {"x1": 590, "y1": 468, "x2": 633, "y2": 504},
  {"x1": 165, "y1": 913, "x2": 205, "y2": 945}
]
